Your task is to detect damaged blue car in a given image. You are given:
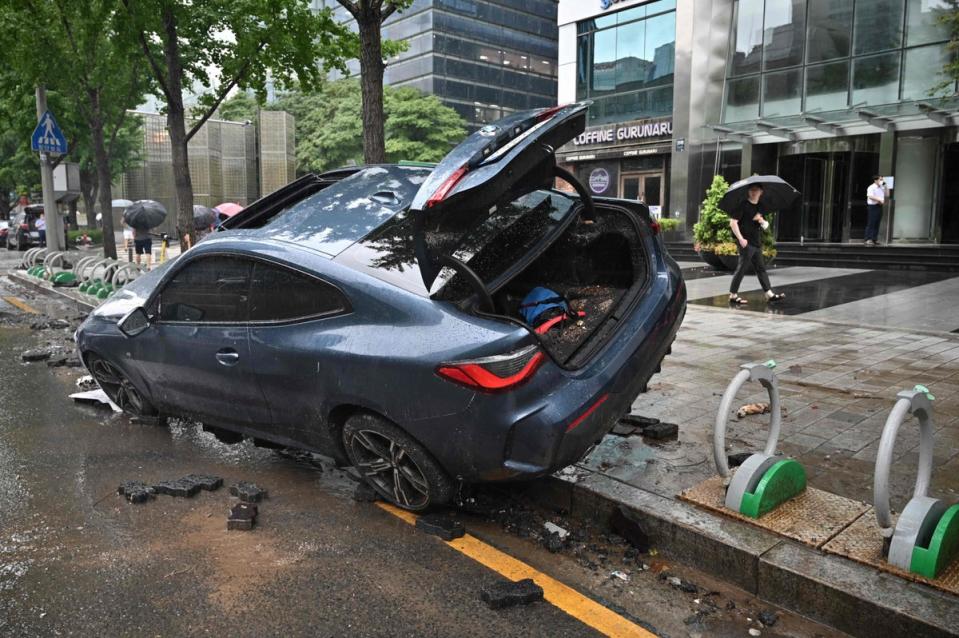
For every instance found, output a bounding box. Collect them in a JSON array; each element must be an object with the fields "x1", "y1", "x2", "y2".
[{"x1": 75, "y1": 103, "x2": 686, "y2": 510}]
